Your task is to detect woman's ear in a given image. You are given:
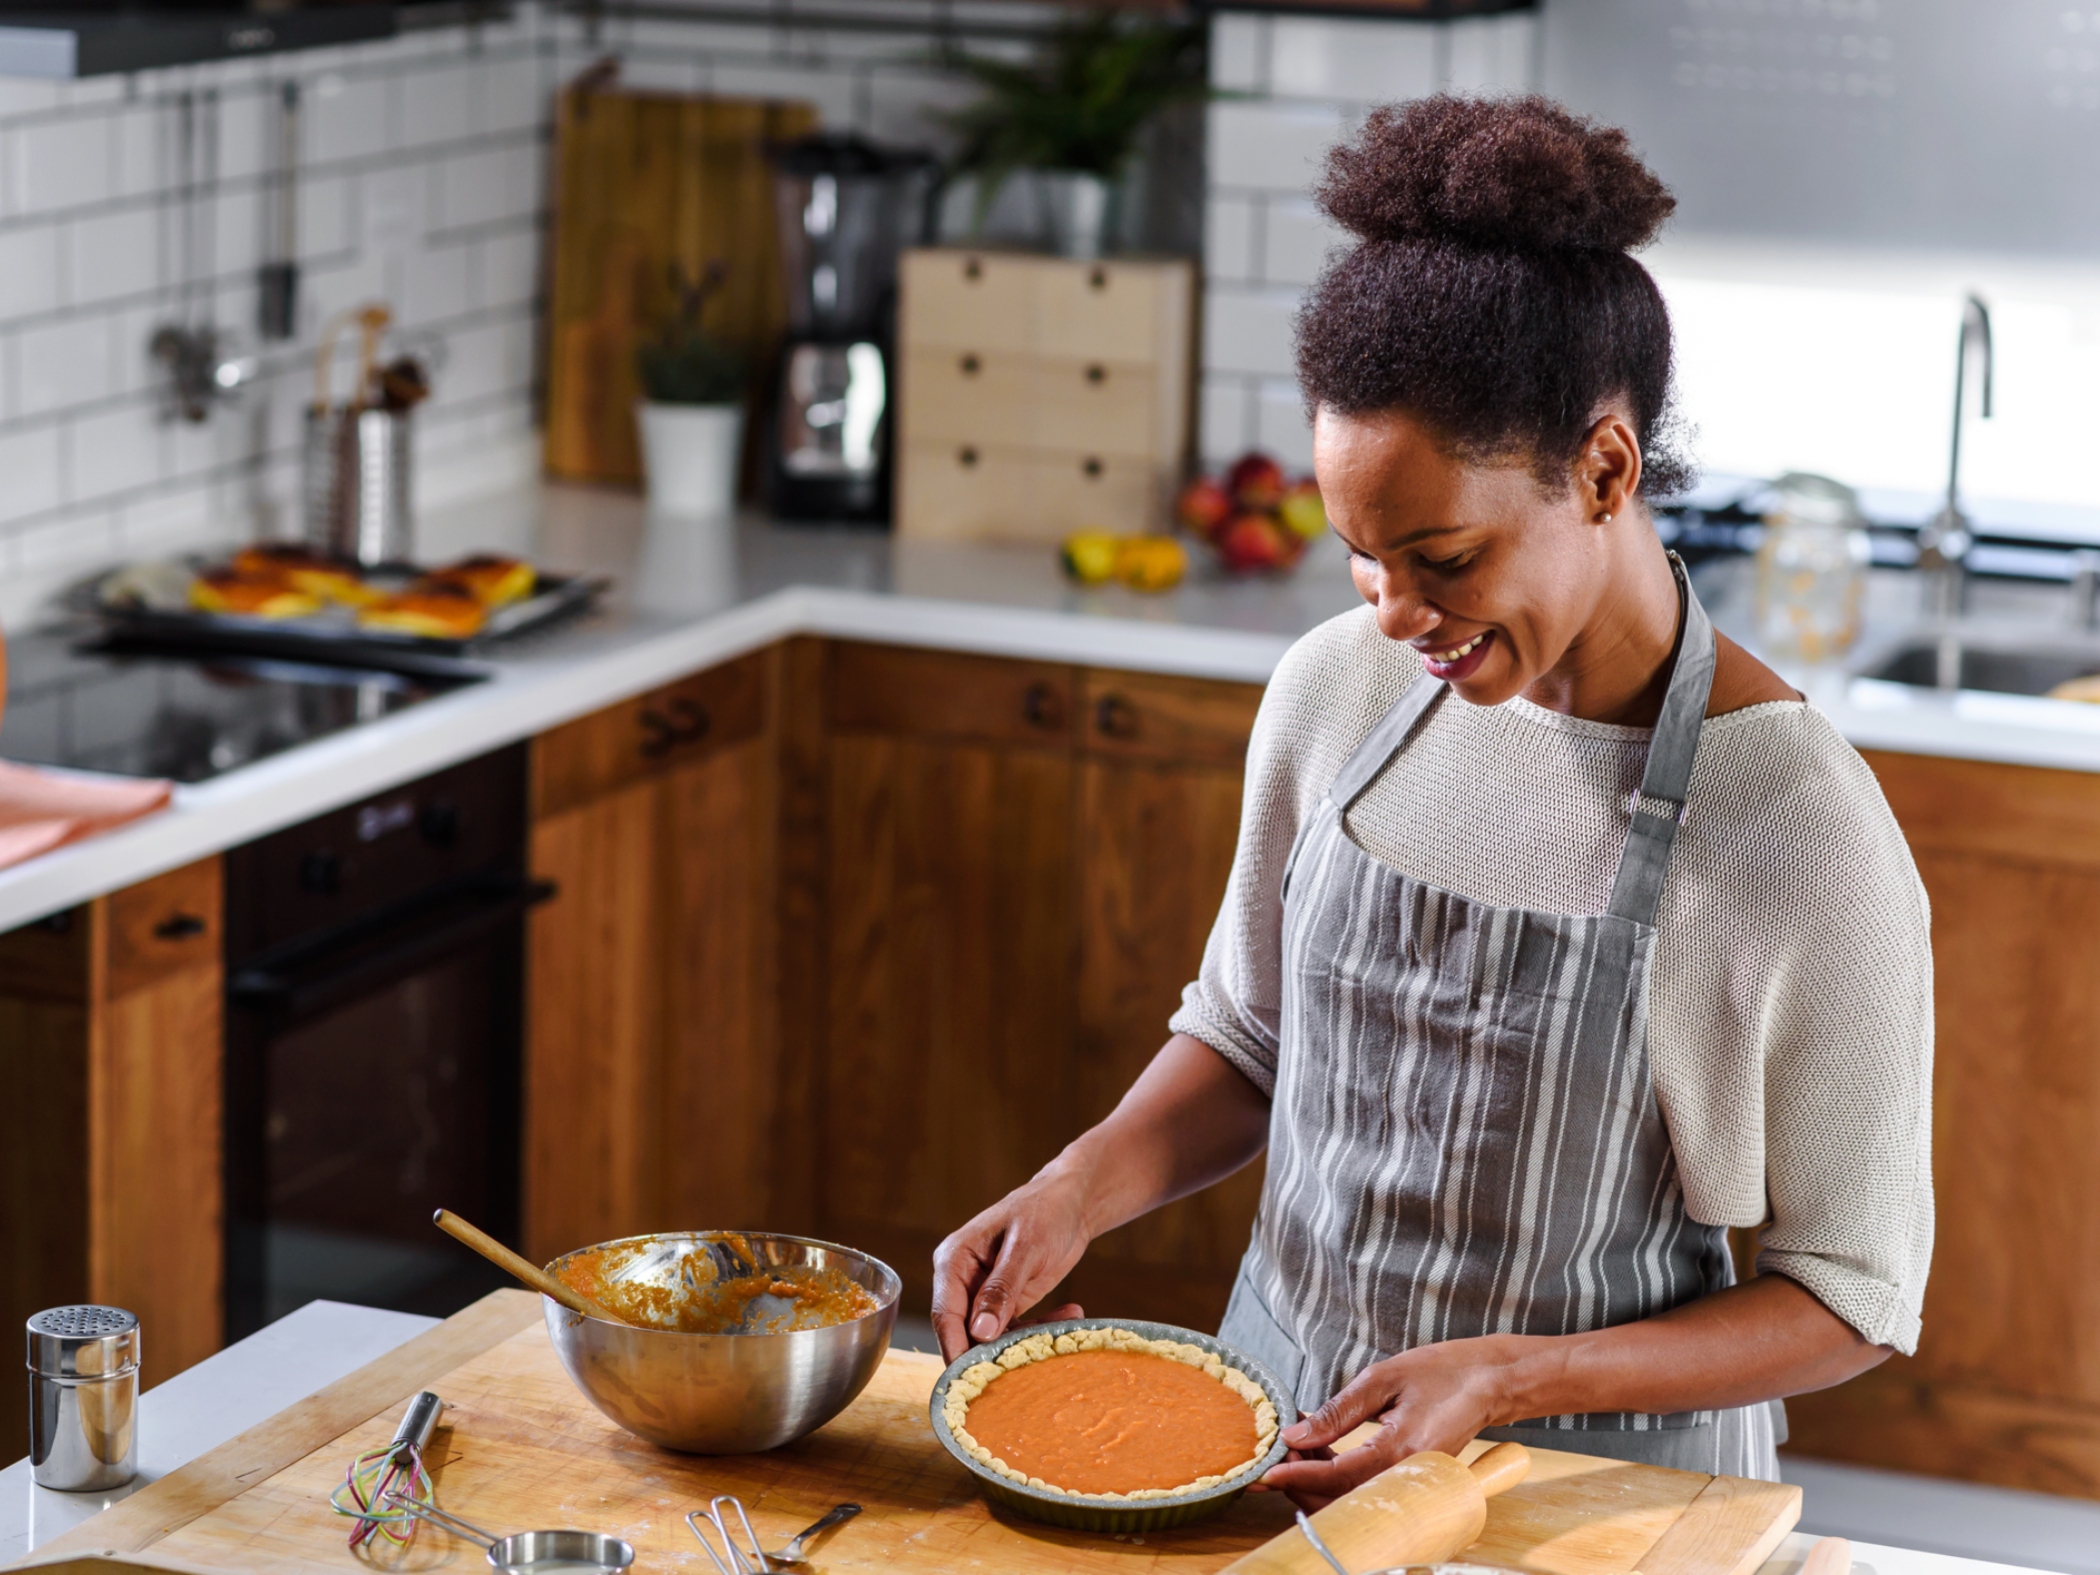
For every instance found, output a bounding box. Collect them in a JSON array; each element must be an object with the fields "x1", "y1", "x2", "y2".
[{"x1": 1576, "y1": 413, "x2": 1643, "y2": 525}]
